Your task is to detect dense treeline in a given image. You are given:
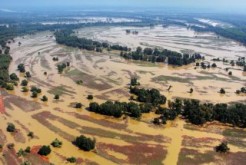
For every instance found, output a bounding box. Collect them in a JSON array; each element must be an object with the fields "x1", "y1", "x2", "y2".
[
  {"x1": 0, "y1": 52, "x2": 12, "y2": 88},
  {"x1": 89, "y1": 101, "x2": 153, "y2": 118},
  {"x1": 120, "y1": 47, "x2": 203, "y2": 66},
  {"x1": 55, "y1": 30, "x2": 129, "y2": 51},
  {"x1": 190, "y1": 25, "x2": 246, "y2": 45},
  {"x1": 130, "y1": 86, "x2": 167, "y2": 106},
  {"x1": 154, "y1": 99, "x2": 246, "y2": 128}
]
